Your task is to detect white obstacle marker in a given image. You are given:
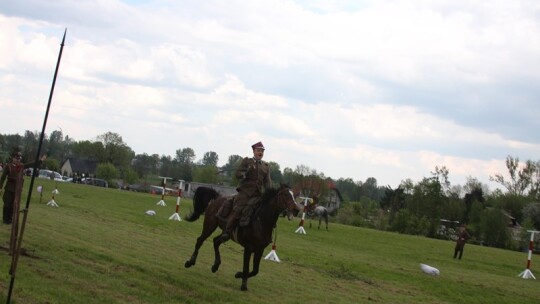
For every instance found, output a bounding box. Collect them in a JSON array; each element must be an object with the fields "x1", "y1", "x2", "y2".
[
  {"x1": 295, "y1": 197, "x2": 311, "y2": 234},
  {"x1": 518, "y1": 230, "x2": 539, "y2": 279},
  {"x1": 264, "y1": 243, "x2": 280, "y2": 262},
  {"x1": 169, "y1": 181, "x2": 184, "y2": 221},
  {"x1": 420, "y1": 263, "x2": 440, "y2": 276},
  {"x1": 37, "y1": 185, "x2": 44, "y2": 204},
  {"x1": 156, "y1": 176, "x2": 172, "y2": 206},
  {"x1": 145, "y1": 210, "x2": 156, "y2": 216},
  {"x1": 47, "y1": 187, "x2": 59, "y2": 207}
]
